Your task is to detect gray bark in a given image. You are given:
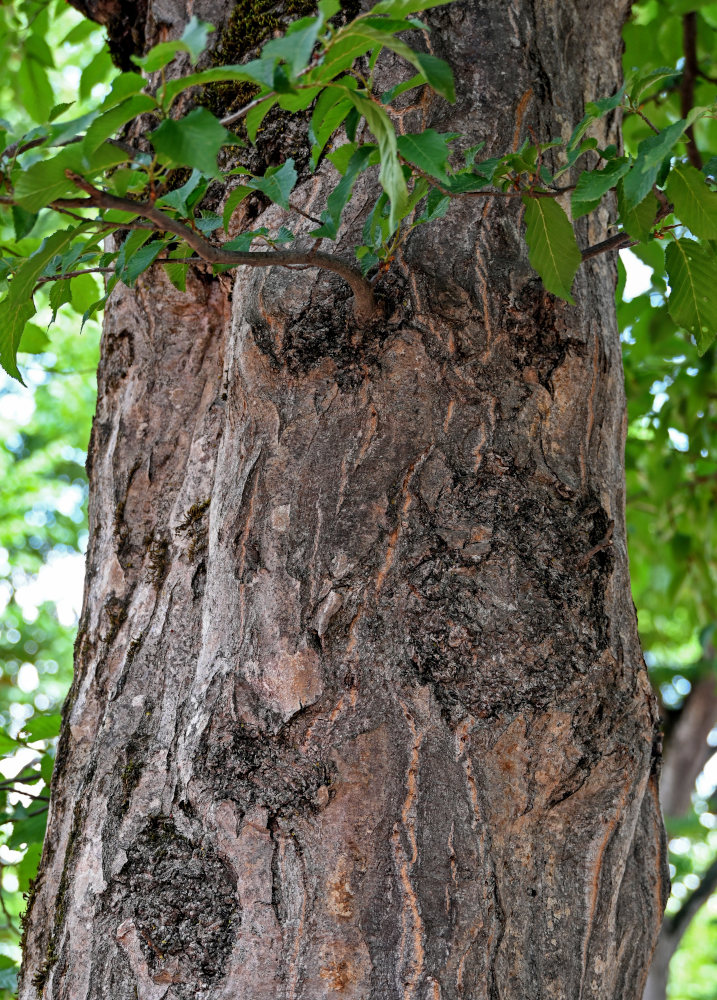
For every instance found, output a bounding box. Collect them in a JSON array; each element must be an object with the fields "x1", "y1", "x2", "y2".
[{"x1": 20, "y1": 2, "x2": 669, "y2": 998}]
